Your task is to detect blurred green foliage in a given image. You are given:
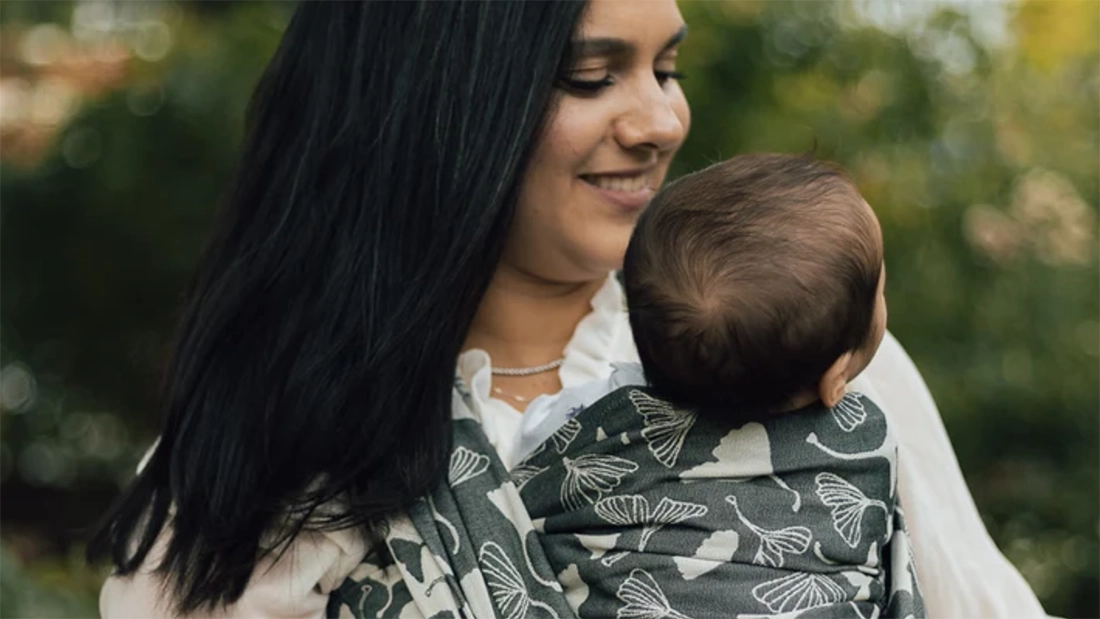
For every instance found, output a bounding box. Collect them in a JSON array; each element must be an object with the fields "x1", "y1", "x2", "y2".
[
  {"x1": 1, "y1": 1, "x2": 1096, "y2": 617},
  {"x1": 0, "y1": 544, "x2": 107, "y2": 618}
]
